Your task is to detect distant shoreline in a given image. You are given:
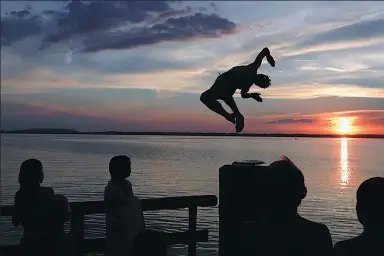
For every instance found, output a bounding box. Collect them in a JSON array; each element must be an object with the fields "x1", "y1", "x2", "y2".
[{"x1": 1, "y1": 129, "x2": 383, "y2": 139}]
